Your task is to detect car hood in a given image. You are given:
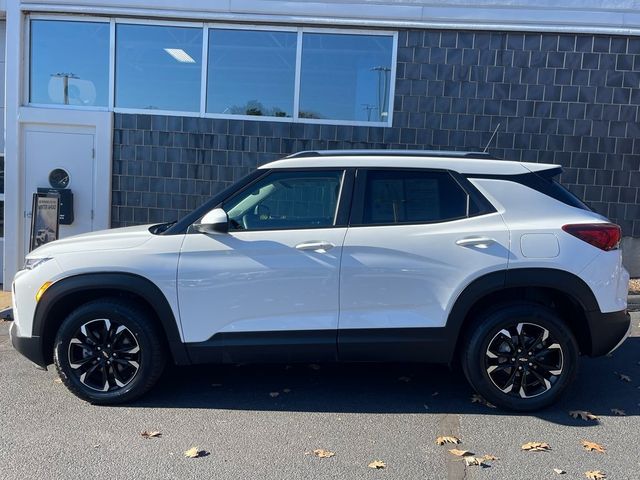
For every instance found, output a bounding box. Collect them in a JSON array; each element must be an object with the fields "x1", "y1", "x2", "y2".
[{"x1": 27, "y1": 224, "x2": 156, "y2": 258}]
